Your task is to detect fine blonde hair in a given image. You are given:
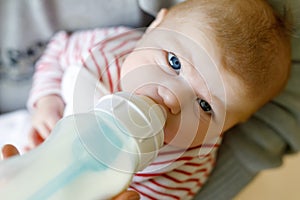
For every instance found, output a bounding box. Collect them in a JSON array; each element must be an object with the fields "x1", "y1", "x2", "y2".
[{"x1": 167, "y1": 0, "x2": 292, "y2": 106}]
